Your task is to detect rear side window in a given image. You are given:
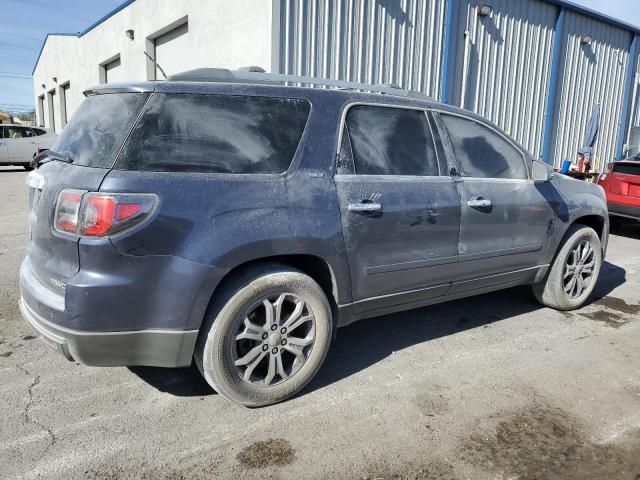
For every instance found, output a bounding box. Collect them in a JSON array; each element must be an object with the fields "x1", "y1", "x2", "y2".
[
  {"x1": 613, "y1": 162, "x2": 640, "y2": 176},
  {"x1": 52, "y1": 93, "x2": 150, "y2": 168},
  {"x1": 117, "y1": 93, "x2": 310, "y2": 174},
  {"x1": 33, "y1": 128, "x2": 47, "y2": 136},
  {"x1": 345, "y1": 106, "x2": 439, "y2": 176},
  {"x1": 440, "y1": 114, "x2": 527, "y2": 179},
  {"x1": 5, "y1": 126, "x2": 34, "y2": 138}
]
